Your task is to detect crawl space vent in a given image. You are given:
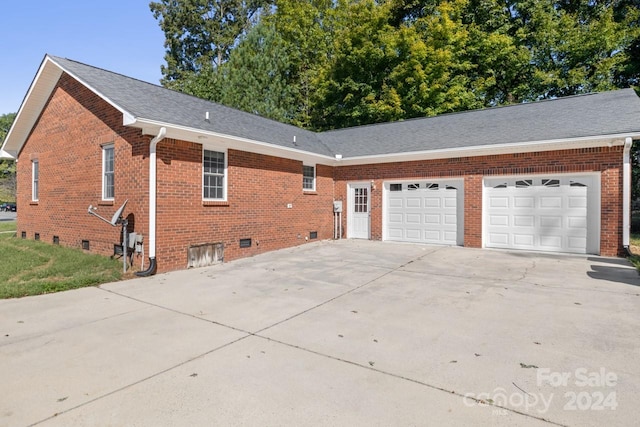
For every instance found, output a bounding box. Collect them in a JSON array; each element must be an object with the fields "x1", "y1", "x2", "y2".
[{"x1": 188, "y1": 242, "x2": 224, "y2": 268}]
